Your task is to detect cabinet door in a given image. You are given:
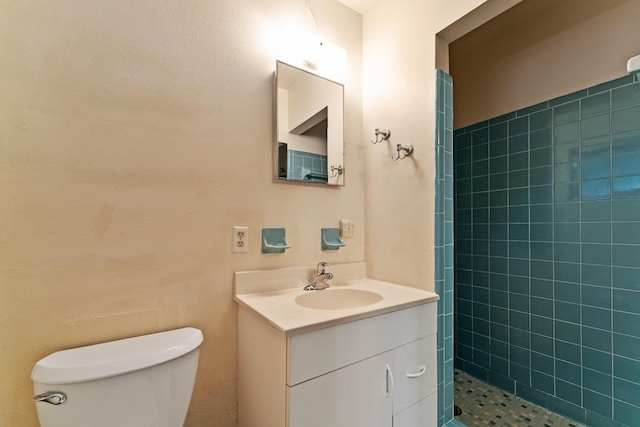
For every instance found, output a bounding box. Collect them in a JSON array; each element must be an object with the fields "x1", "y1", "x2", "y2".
[
  {"x1": 392, "y1": 335, "x2": 437, "y2": 414},
  {"x1": 288, "y1": 352, "x2": 393, "y2": 427},
  {"x1": 393, "y1": 393, "x2": 437, "y2": 427}
]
